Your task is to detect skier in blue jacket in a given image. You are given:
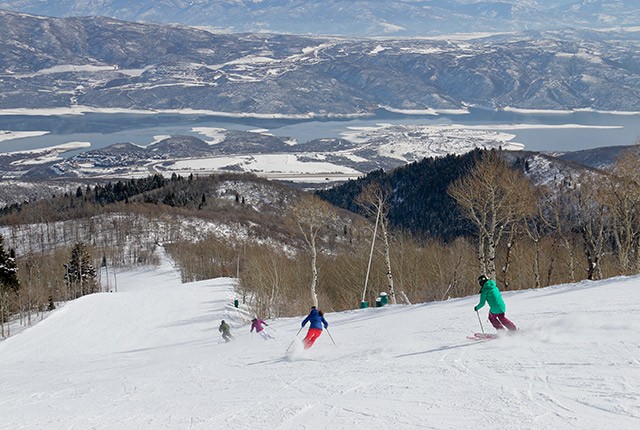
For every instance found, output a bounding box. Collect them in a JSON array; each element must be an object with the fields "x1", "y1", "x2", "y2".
[{"x1": 301, "y1": 306, "x2": 328, "y2": 349}]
